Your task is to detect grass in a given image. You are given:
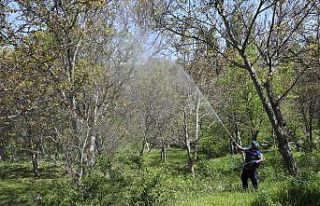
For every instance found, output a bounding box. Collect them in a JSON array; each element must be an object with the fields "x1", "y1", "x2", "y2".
[
  {"x1": 182, "y1": 181, "x2": 286, "y2": 206},
  {"x1": 145, "y1": 149, "x2": 320, "y2": 206},
  {"x1": 0, "y1": 179, "x2": 32, "y2": 205},
  {"x1": 0, "y1": 161, "x2": 63, "y2": 205},
  {"x1": 174, "y1": 191, "x2": 256, "y2": 206},
  {"x1": 0, "y1": 149, "x2": 319, "y2": 205},
  {"x1": 144, "y1": 149, "x2": 261, "y2": 205}
]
